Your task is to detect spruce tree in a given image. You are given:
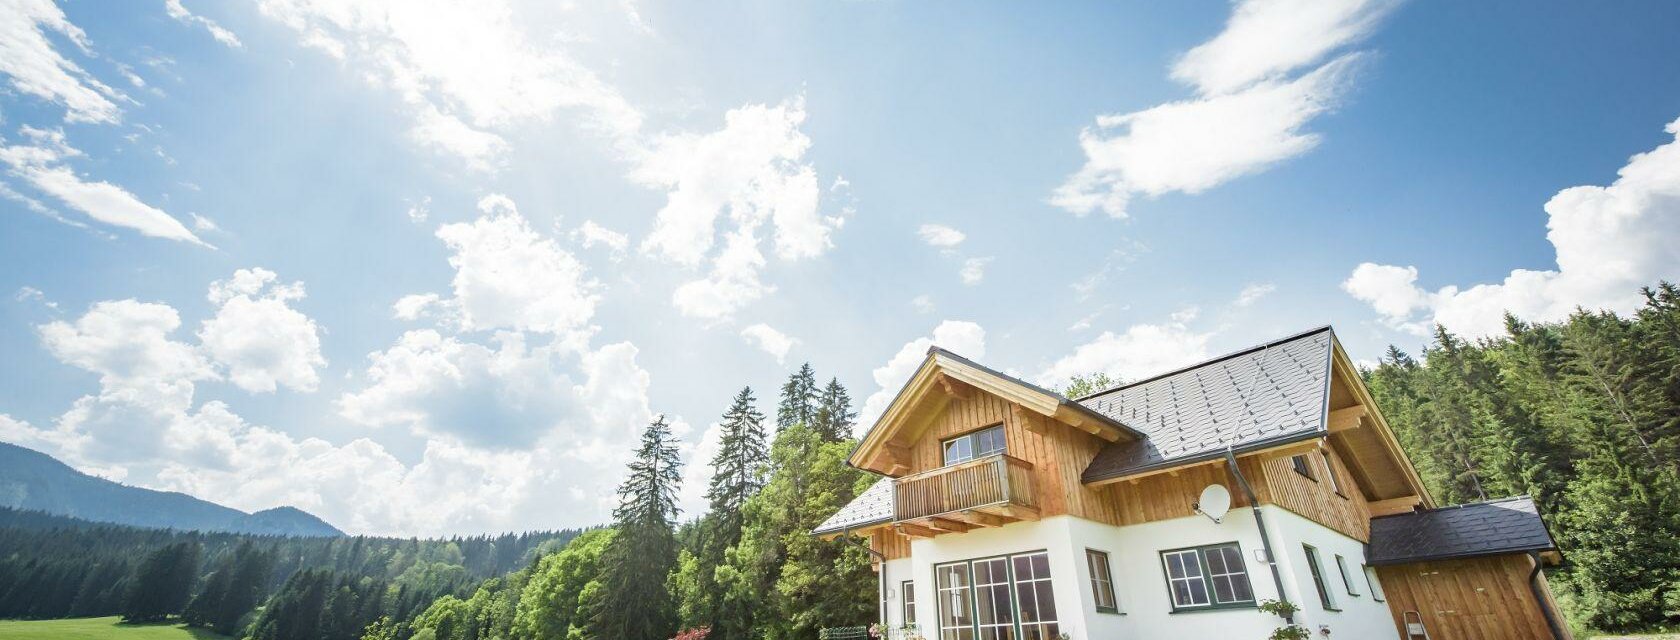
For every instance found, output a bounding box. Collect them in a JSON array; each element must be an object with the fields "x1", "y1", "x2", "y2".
[
  {"x1": 778, "y1": 363, "x2": 819, "y2": 429},
  {"x1": 683, "y1": 387, "x2": 770, "y2": 638},
  {"x1": 589, "y1": 415, "x2": 683, "y2": 640},
  {"x1": 814, "y1": 377, "x2": 858, "y2": 442},
  {"x1": 120, "y1": 541, "x2": 201, "y2": 622}
]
